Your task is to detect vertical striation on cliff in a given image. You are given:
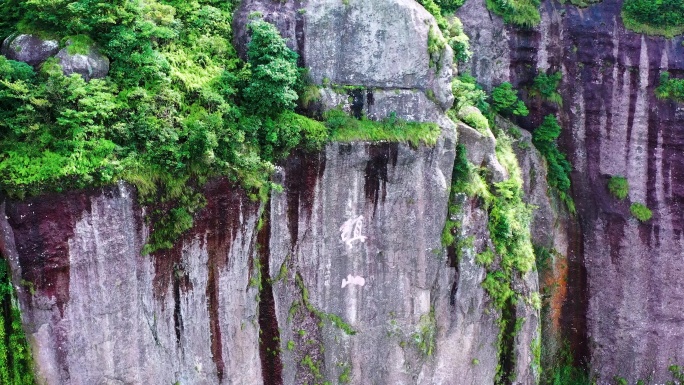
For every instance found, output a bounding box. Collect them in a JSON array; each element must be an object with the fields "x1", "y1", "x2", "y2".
[
  {"x1": 0, "y1": 180, "x2": 264, "y2": 384},
  {"x1": 460, "y1": 0, "x2": 684, "y2": 381}
]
